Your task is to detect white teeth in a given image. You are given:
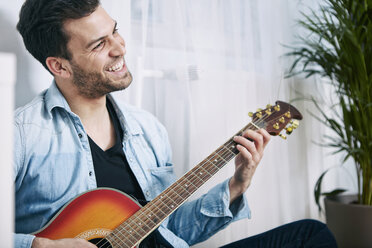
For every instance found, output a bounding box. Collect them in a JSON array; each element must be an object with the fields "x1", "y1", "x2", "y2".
[{"x1": 108, "y1": 60, "x2": 124, "y2": 72}]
